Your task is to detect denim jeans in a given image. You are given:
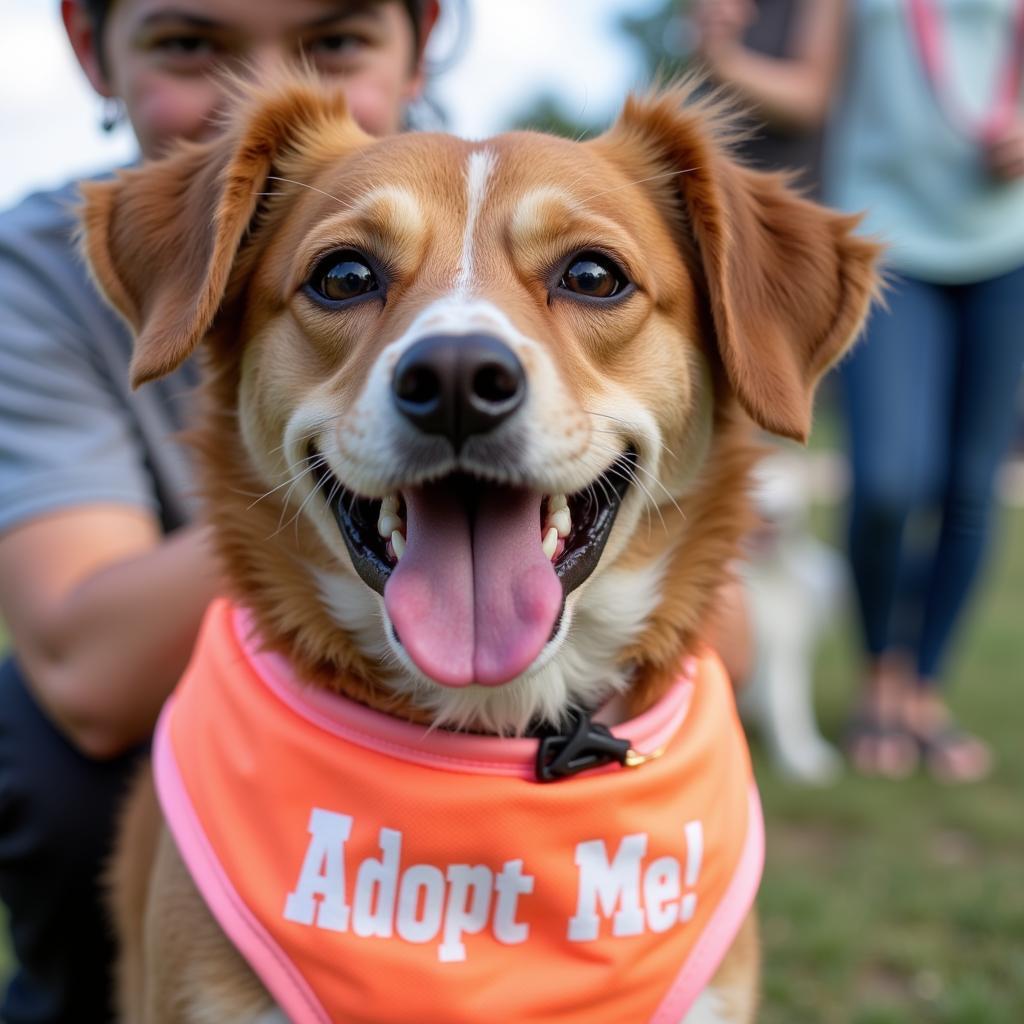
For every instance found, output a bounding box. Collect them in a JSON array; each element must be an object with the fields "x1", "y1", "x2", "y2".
[{"x1": 841, "y1": 264, "x2": 1024, "y2": 682}]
